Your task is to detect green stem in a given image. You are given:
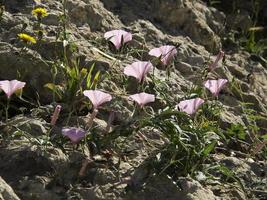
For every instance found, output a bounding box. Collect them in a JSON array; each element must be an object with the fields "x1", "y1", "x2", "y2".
[
  {"x1": 52, "y1": 64, "x2": 57, "y2": 103},
  {"x1": 5, "y1": 98, "x2": 10, "y2": 122},
  {"x1": 66, "y1": 105, "x2": 74, "y2": 126}
]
